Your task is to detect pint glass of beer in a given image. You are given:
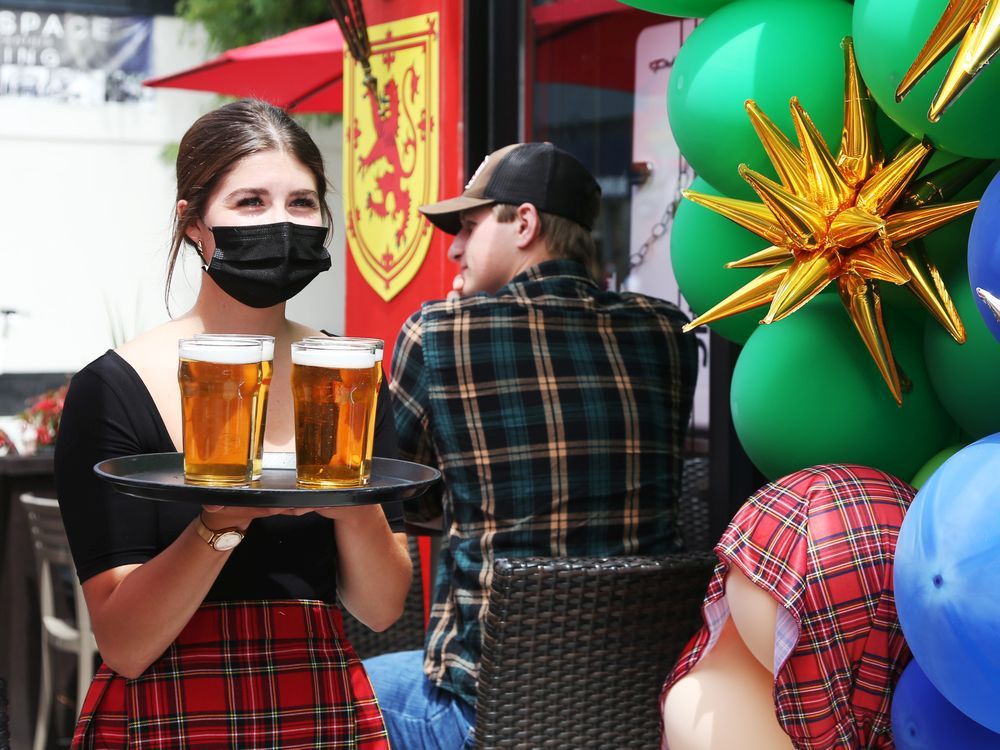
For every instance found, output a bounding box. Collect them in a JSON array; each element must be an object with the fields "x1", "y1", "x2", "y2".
[
  {"x1": 291, "y1": 339, "x2": 378, "y2": 488},
  {"x1": 305, "y1": 336, "x2": 383, "y2": 478},
  {"x1": 195, "y1": 334, "x2": 274, "y2": 480},
  {"x1": 178, "y1": 338, "x2": 263, "y2": 486}
]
